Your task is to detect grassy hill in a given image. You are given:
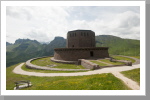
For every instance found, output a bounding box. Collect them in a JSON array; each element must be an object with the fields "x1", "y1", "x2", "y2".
[
  {"x1": 96, "y1": 35, "x2": 140, "y2": 56},
  {"x1": 6, "y1": 37, "x2": 66, "y2": 67},
  {"x1": 6, "y1": 39, "x2": 46, "y2": 67},
  {"x1": 6, "y1": 35, "x2": 140, "y2": 67}
]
